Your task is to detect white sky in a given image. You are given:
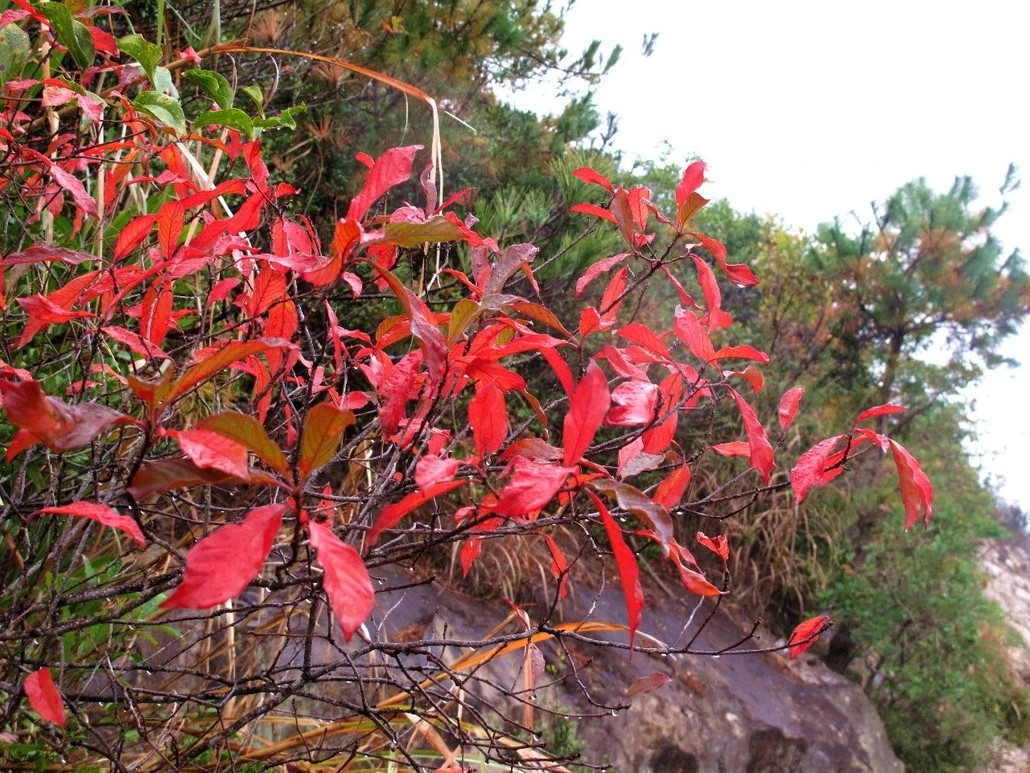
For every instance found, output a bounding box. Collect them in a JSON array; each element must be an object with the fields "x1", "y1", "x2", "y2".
[{"x1": 503, "y1": 0, "x2": 1030, "y2": 510}]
